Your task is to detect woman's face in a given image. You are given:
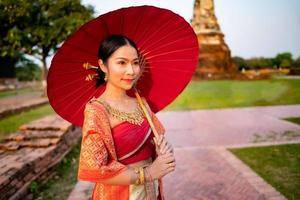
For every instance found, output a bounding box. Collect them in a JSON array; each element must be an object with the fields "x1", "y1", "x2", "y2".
[{"x1": 99, "y1": 44, "x2": 141, "y2": 91}]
